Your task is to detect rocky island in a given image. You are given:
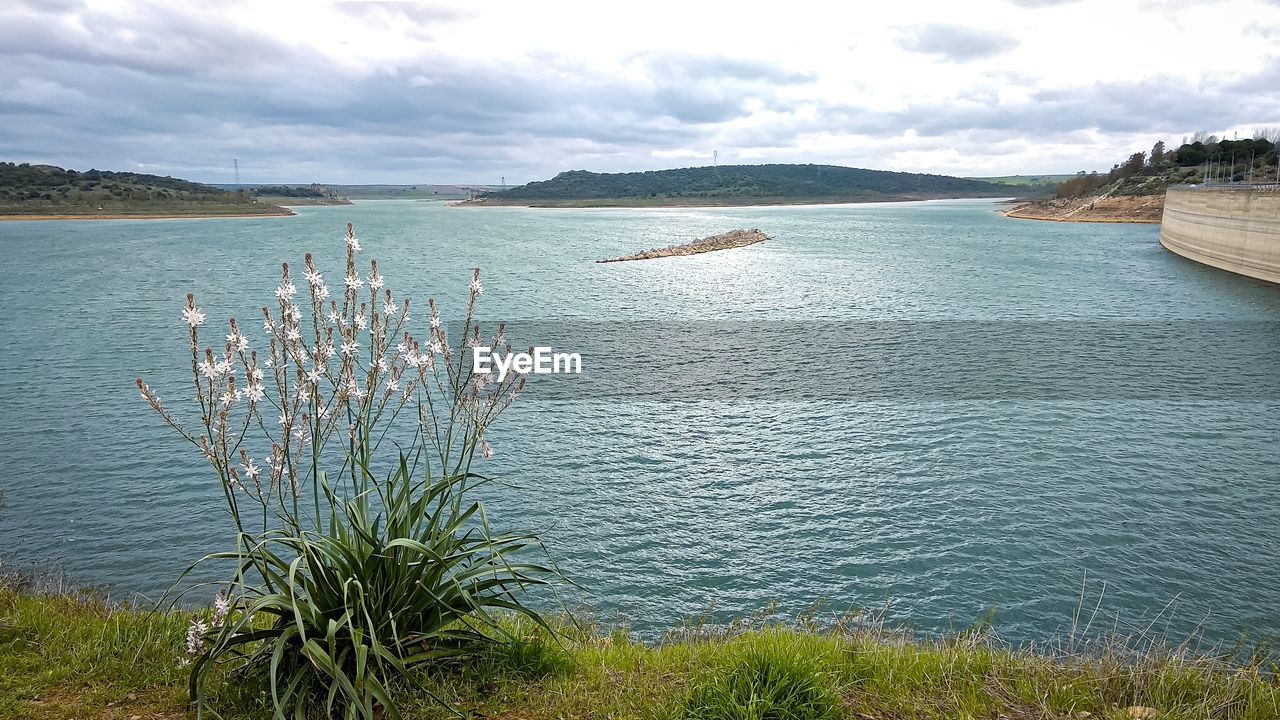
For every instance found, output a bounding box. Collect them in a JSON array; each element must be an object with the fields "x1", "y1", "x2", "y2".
[{"x1": 597, "y1": 228, "x2": 769, "y2": 263}]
